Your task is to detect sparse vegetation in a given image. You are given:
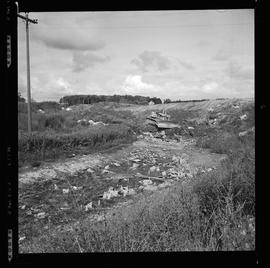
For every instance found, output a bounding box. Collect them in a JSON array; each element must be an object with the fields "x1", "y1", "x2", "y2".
[{"x1": 19, "y1": 98, "x2": 255, "y2": 252}]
